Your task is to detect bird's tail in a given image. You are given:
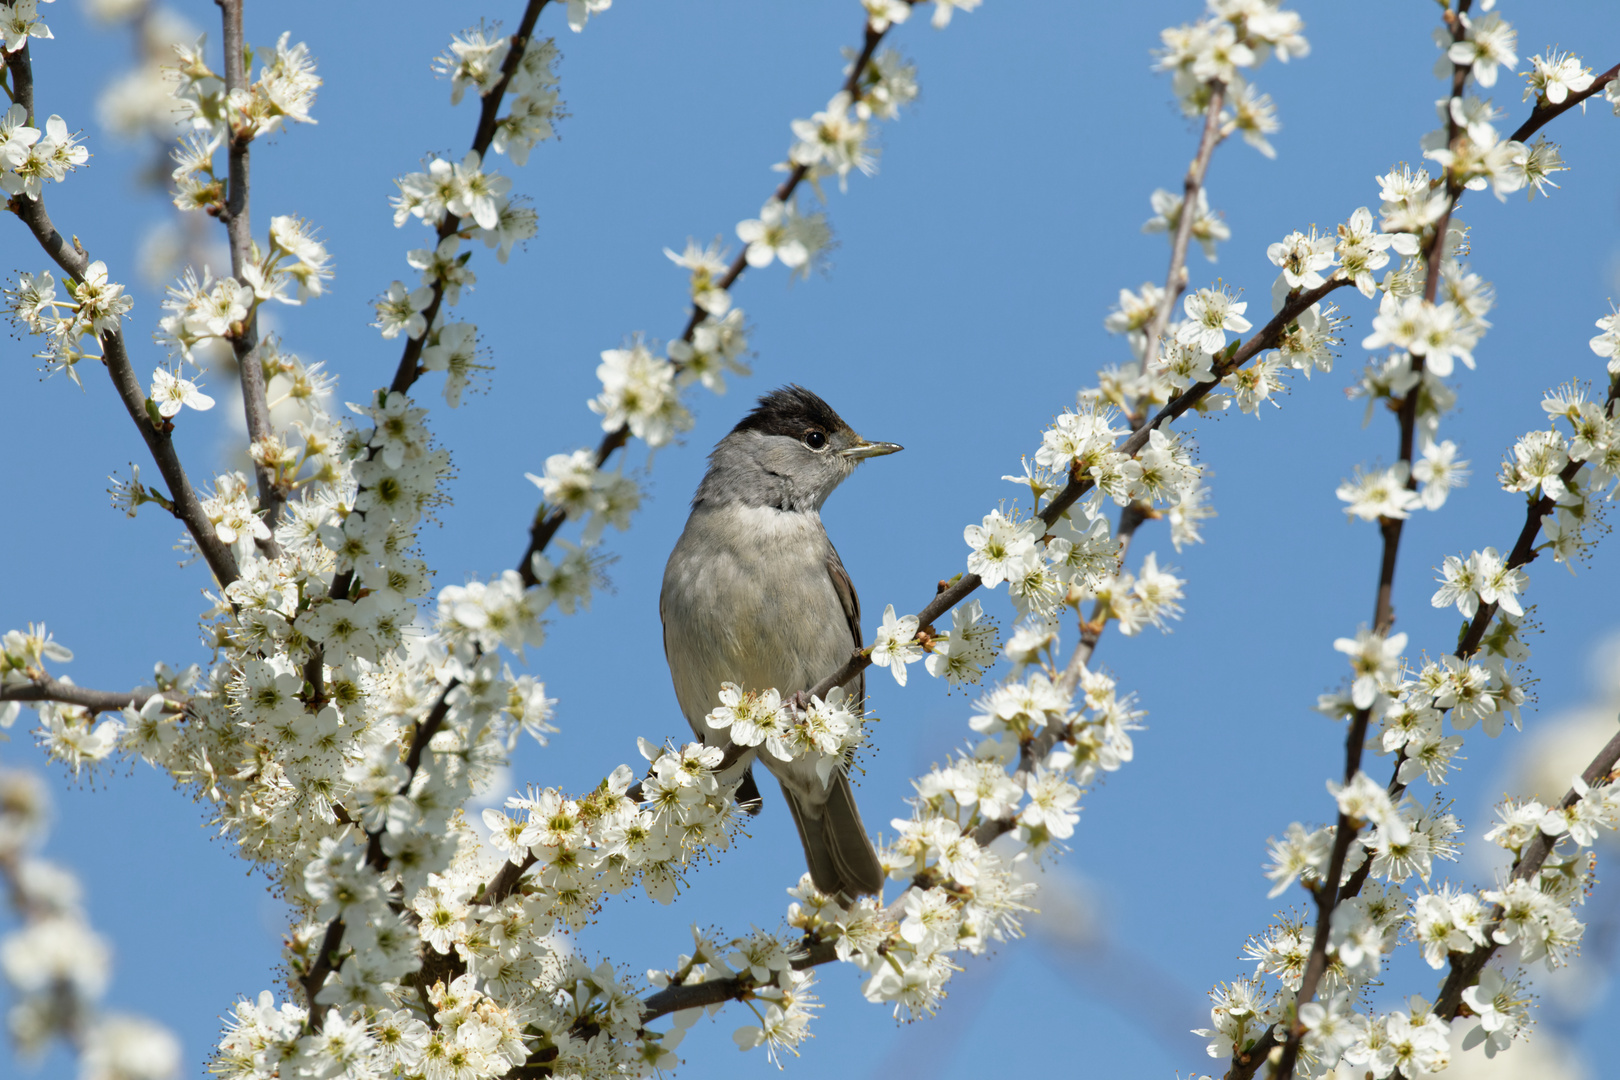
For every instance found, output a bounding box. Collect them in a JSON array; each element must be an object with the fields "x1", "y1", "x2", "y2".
[{"x1": 780, "y1": 772, "x2": 885, "y2": 898}]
